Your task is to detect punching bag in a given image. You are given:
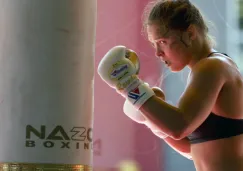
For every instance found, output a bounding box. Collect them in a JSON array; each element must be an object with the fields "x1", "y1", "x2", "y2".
[{"x1": 0, "y1": 0, "x2": 96, "y2": 170}]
